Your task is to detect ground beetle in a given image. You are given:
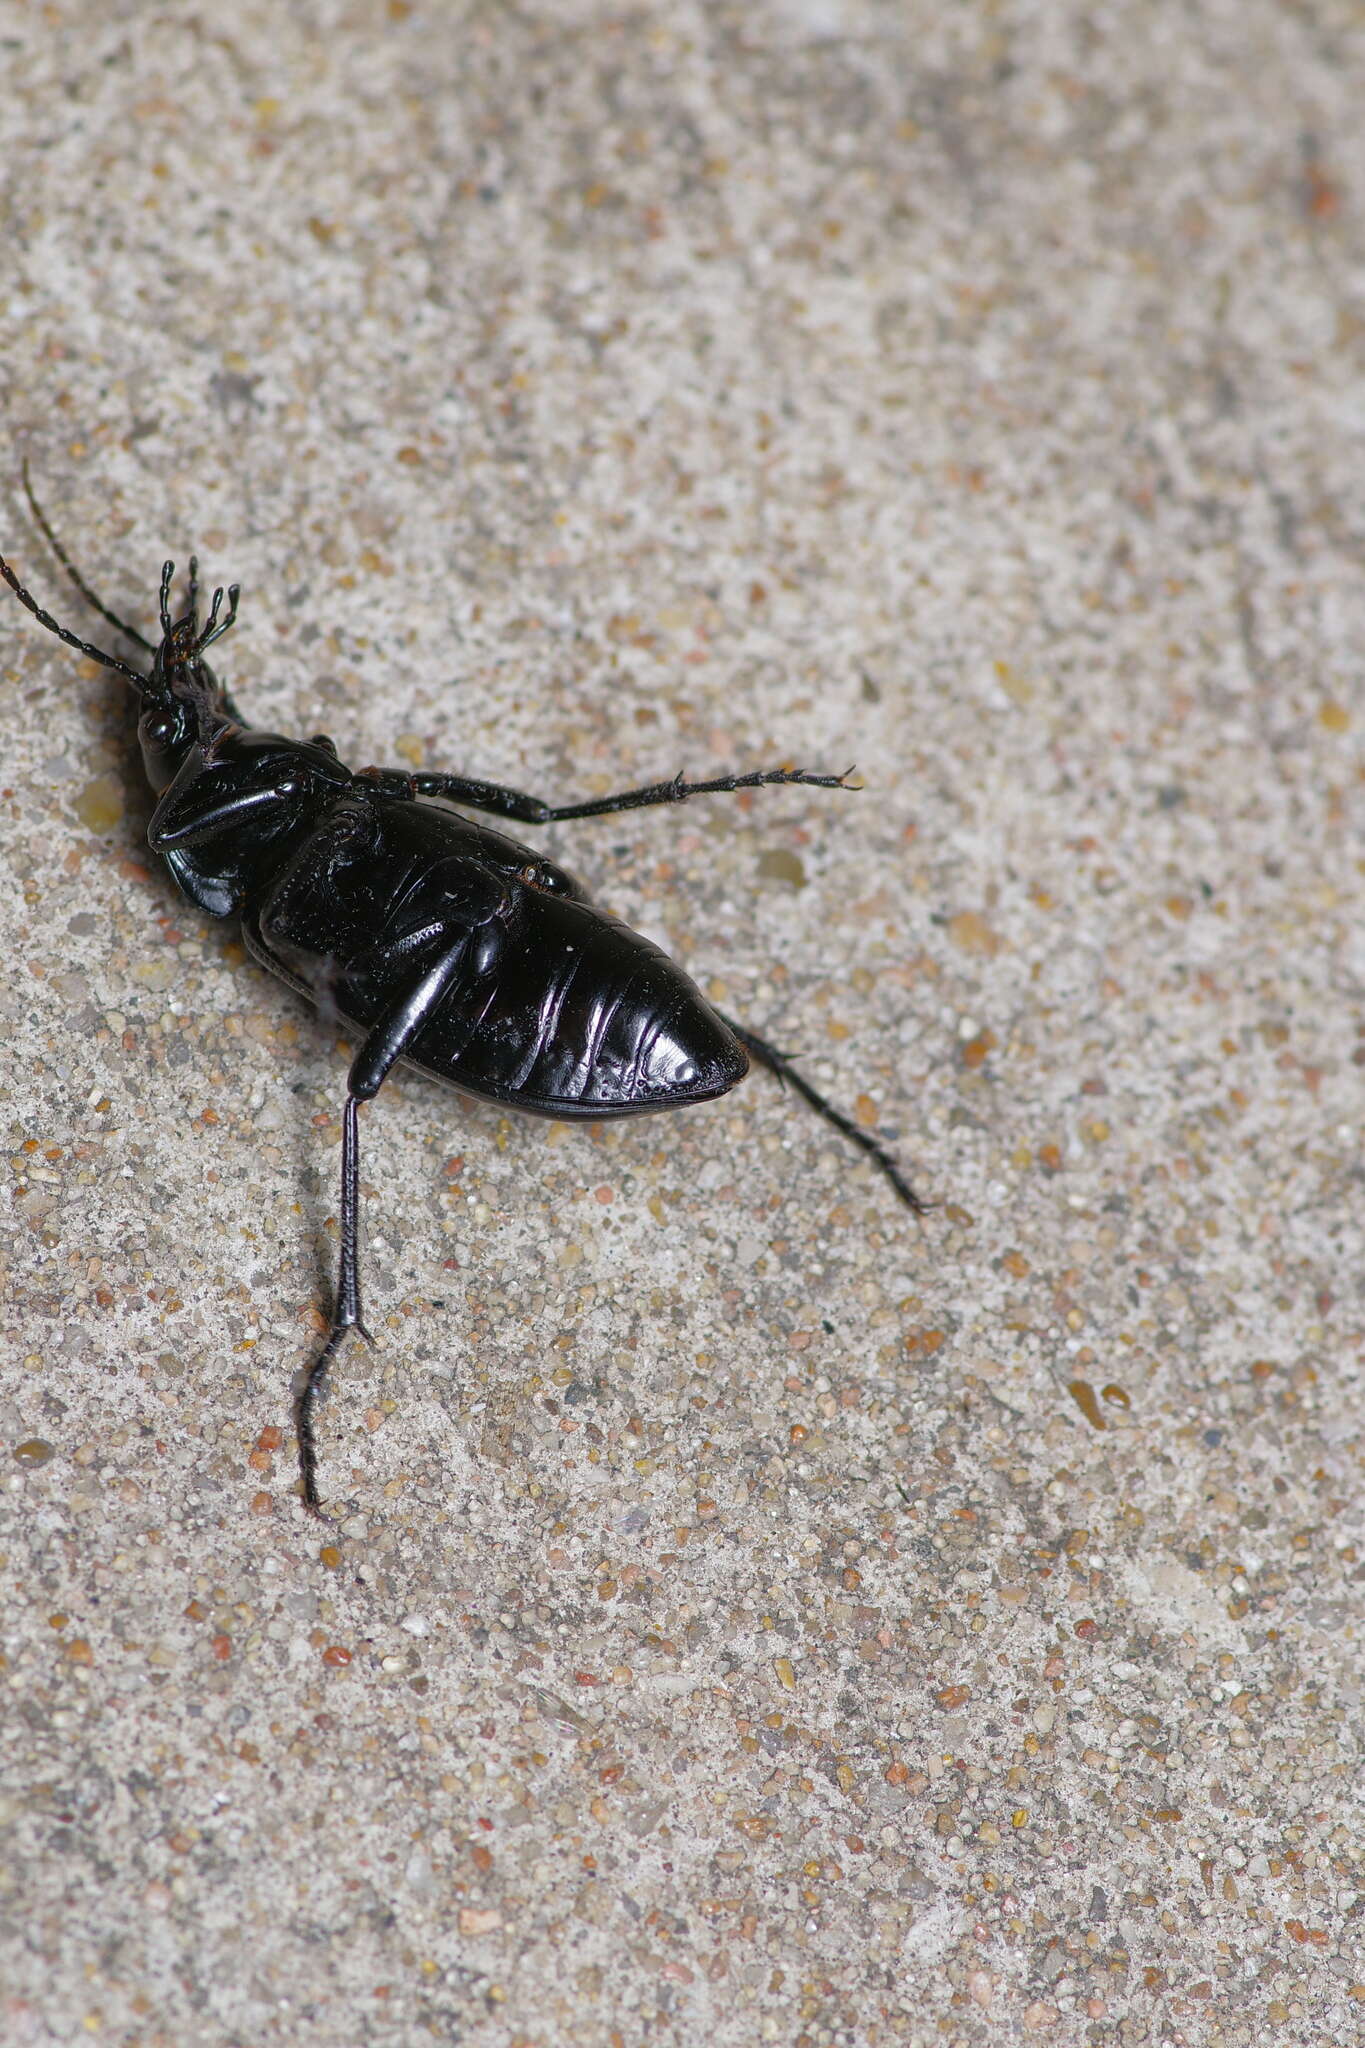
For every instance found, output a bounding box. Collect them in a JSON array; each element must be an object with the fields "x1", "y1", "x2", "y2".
[{"x1": 1, "y1": 468, "x2": 924, "y2": 1510}]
